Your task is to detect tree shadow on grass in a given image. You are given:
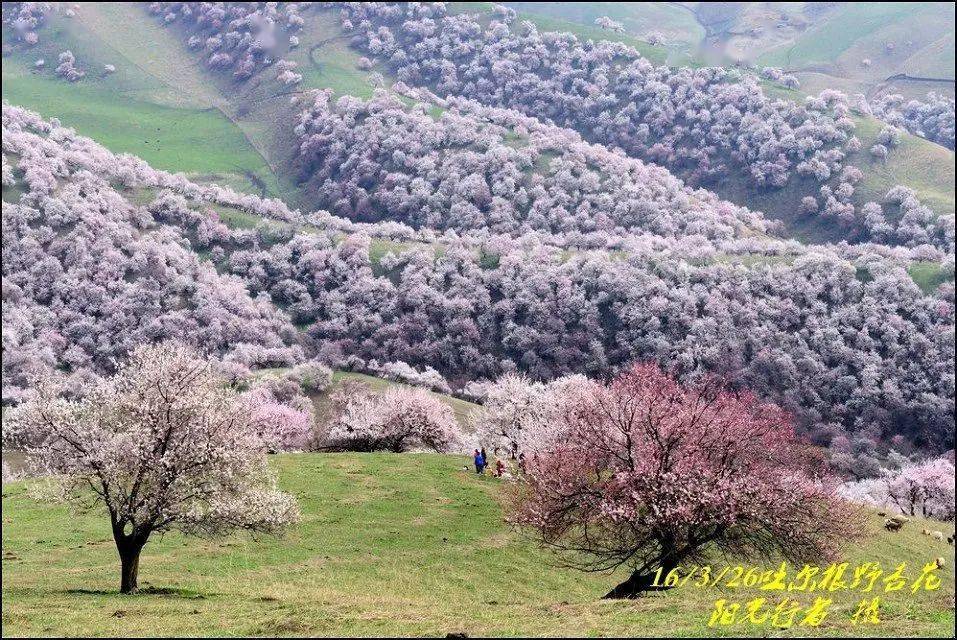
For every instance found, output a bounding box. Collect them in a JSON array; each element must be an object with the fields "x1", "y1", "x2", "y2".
[
  {"x1": 62, "y1": 586, "x2": 209, "y2": 599},
  {"x1": 61, "y1": 589, "x2": 115, "y2": 596}
]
